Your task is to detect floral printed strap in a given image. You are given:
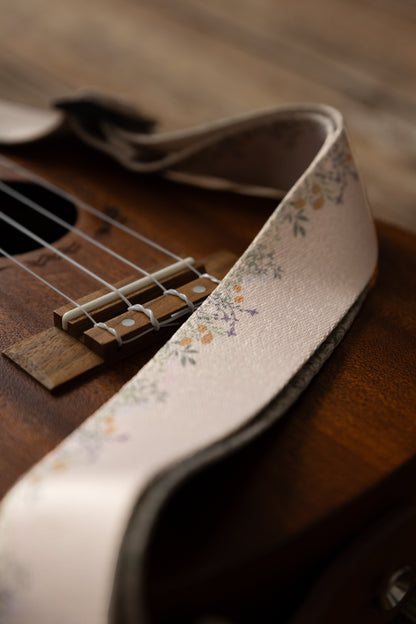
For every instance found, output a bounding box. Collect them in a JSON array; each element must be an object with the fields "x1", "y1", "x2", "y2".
[{"x1": 0, "y1": 102, "x2": 377, "y2": 624}]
